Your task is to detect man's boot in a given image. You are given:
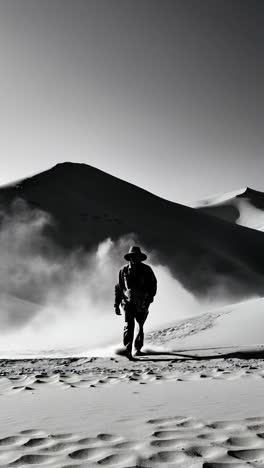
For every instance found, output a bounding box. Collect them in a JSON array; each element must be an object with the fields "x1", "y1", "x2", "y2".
[{"x1": 115, "y1": 347, "x2": 136, "y2": 360}]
